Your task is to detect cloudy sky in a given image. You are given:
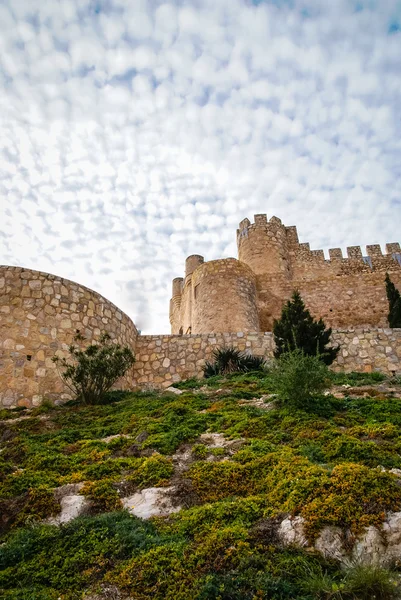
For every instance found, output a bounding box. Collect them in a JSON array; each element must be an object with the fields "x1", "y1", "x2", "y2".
[{"x1": 1, "y1": 0, "x2": 400, "y2": 333}]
